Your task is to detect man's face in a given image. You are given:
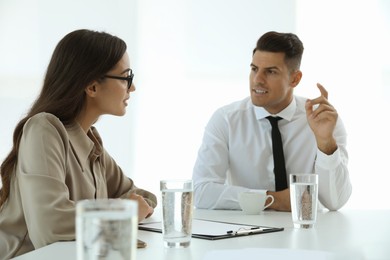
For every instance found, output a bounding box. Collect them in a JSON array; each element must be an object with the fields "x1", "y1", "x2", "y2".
[{"x1": 249, "y1": 50, "x2": 301, "y2": 114}]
